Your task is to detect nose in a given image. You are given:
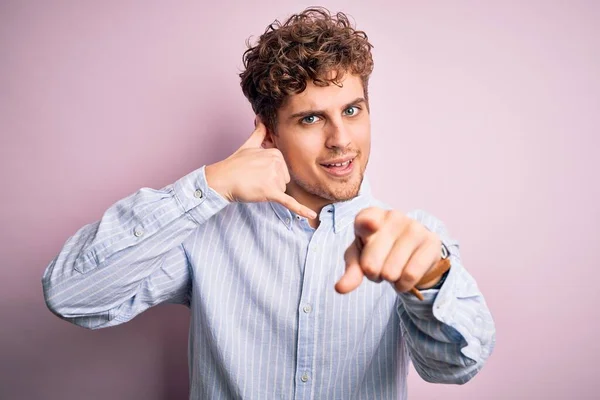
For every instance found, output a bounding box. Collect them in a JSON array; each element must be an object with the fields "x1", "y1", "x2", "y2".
[{"x1": 324, "y1": 118, "x2": 352, "y2": 150}]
